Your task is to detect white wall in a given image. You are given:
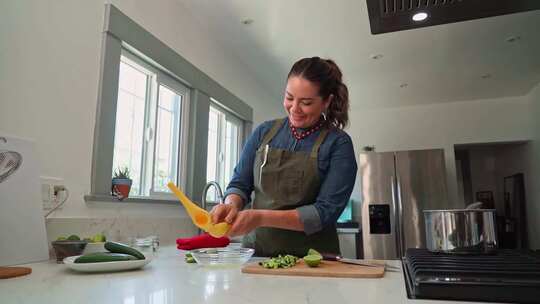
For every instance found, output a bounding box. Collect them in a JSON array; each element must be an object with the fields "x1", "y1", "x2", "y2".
[
  {"x1": 348, "y1": 95, "x2": 533, "y2": 217},
  {"x1": 526, "y1": 83, "x2": 540, "y2": 249},
  {"x1": 0, "y1": 0, "x2": 281, "y2": 218}
]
